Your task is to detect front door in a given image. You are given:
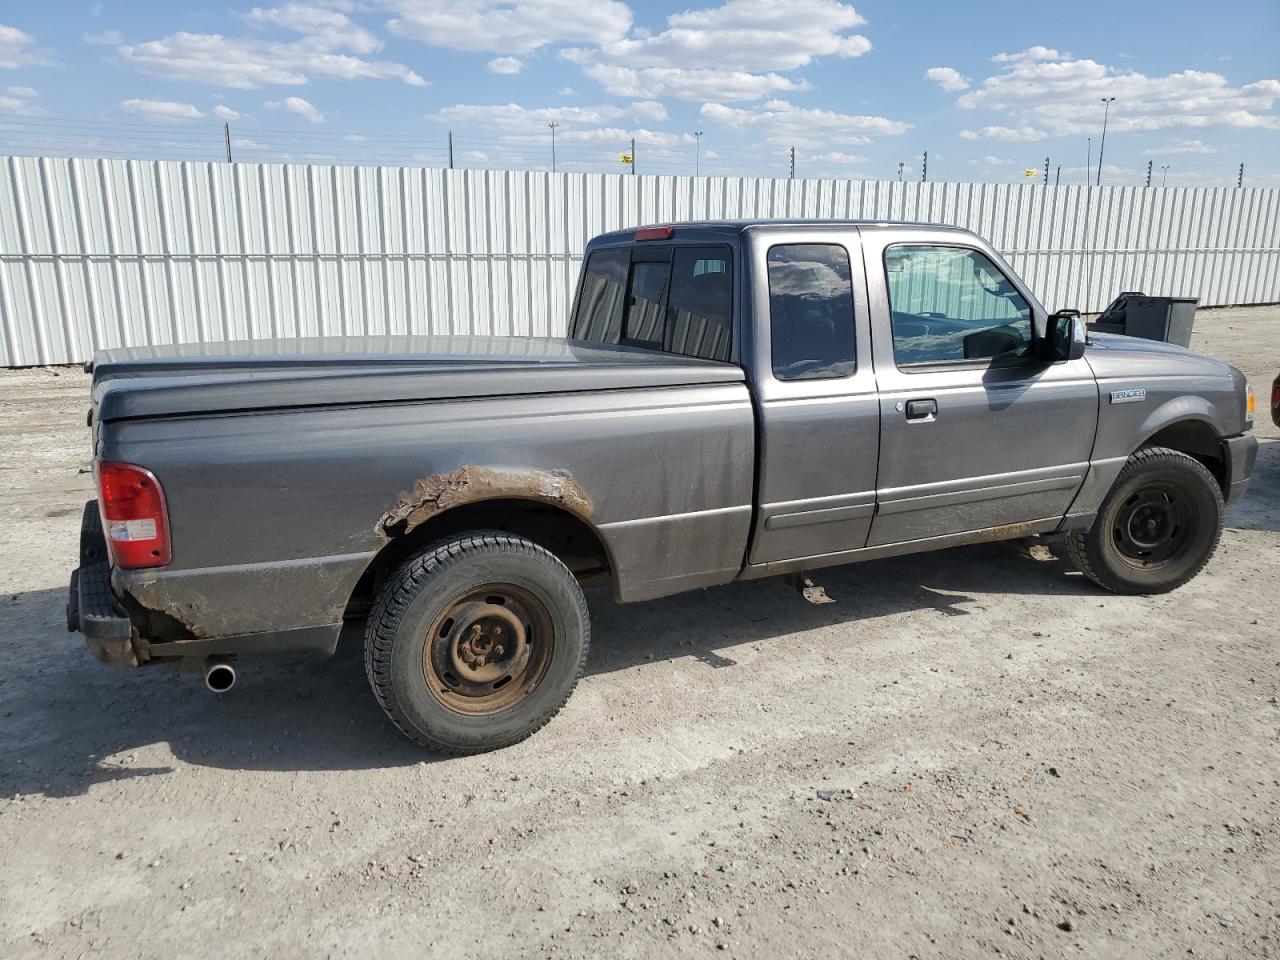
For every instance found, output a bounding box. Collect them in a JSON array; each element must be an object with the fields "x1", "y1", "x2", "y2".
[
  {"x1": 745, "y1": 227, "x2": 882, "y2": 565},
  {"x1": 862, "y1": 230, "x2": 1098, "y2": 547}
]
